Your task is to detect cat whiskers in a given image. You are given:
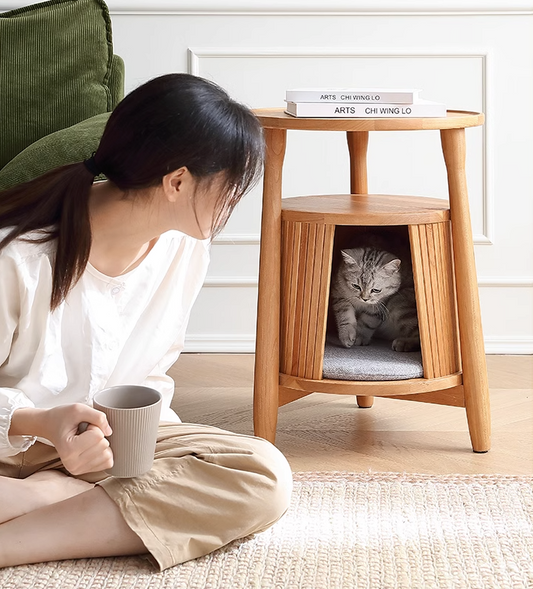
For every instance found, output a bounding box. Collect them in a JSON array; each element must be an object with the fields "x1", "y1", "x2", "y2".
[{"x1": 375, "y1": 300, "x2": 389, "y2": 322}]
